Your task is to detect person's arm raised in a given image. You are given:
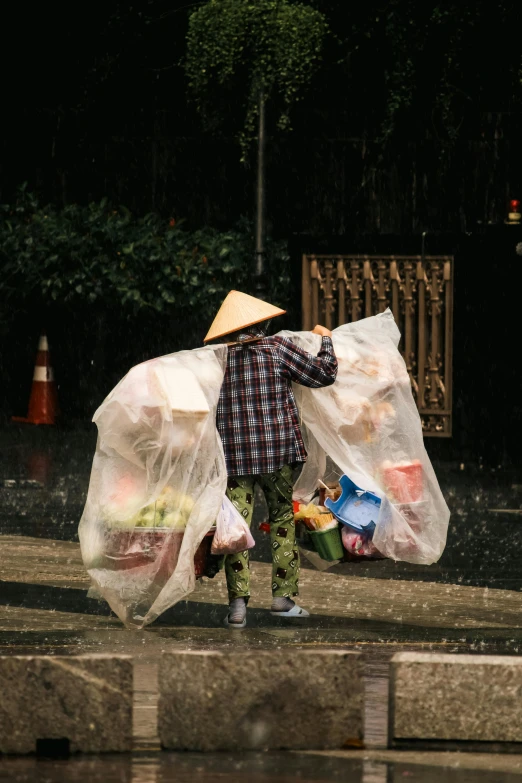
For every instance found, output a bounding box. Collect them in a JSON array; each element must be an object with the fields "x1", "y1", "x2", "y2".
[{"x1": 311, "y1": 324, "x2": 332, "y2": 338}]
